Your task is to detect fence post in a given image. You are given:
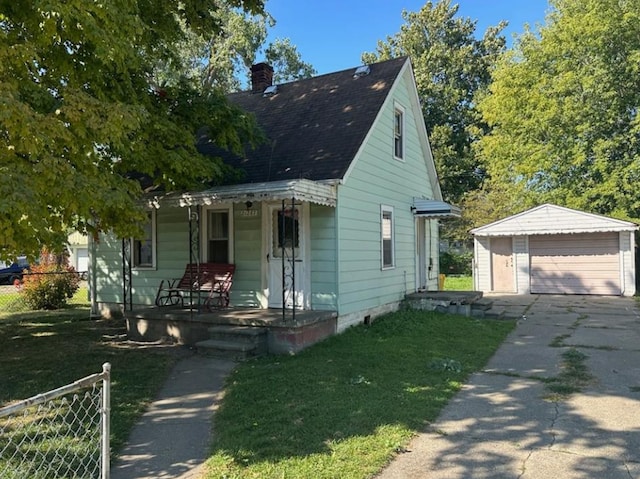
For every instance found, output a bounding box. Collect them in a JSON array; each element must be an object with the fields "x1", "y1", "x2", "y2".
[{"x1": 101, "y1": 362, "x2": 111, "y2": 479}]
